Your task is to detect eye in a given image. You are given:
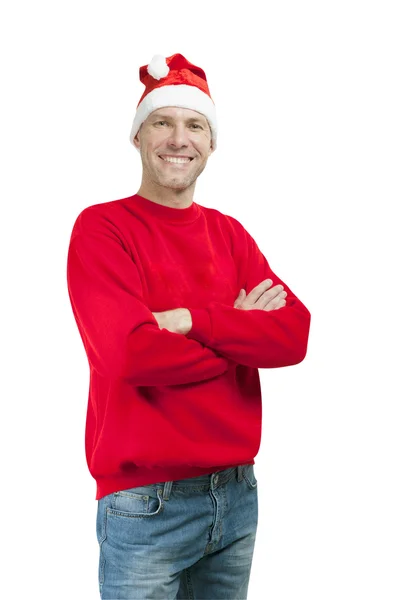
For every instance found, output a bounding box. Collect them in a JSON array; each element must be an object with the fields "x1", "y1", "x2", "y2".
[
  {"x1": 156, "y1": 120, "x2": 168, "y2": 126},
  {"x1": 190, "y1": 124, "x2": 202, "y2": 129}
]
